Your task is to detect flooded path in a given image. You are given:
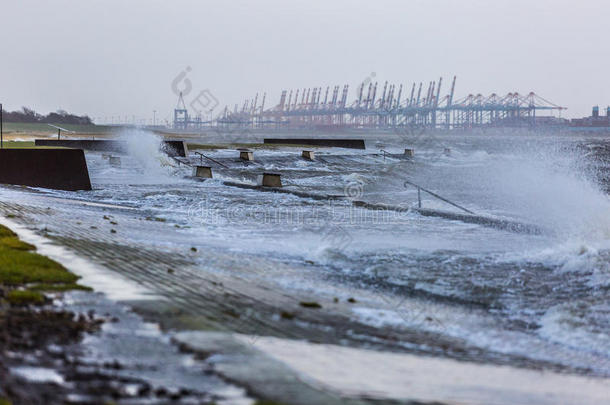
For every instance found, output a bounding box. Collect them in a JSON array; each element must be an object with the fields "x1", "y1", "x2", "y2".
[{"x1": 1, "y1": 130, "x2": 609, "y2": 403}]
